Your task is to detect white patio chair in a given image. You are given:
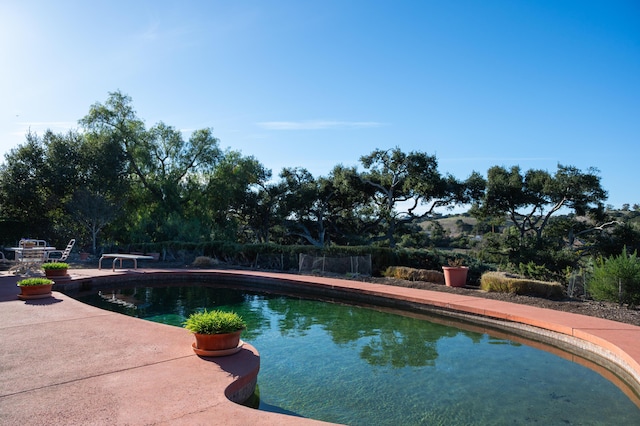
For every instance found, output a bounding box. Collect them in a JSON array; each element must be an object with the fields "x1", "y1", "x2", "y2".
[
  {"x1": 10, "y1": 247, "x2": 46, "y2": 275},
  {"x1": 46, "y1": 239, "x2": 76, "y2": 262}
]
